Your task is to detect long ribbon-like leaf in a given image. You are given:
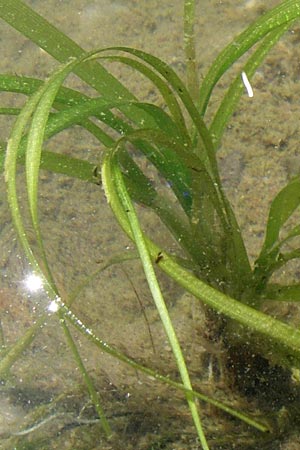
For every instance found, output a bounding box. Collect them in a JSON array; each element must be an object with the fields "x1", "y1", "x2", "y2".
[{"x1": 199, "y1": 0, "x2": 300, "y2": 116}]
